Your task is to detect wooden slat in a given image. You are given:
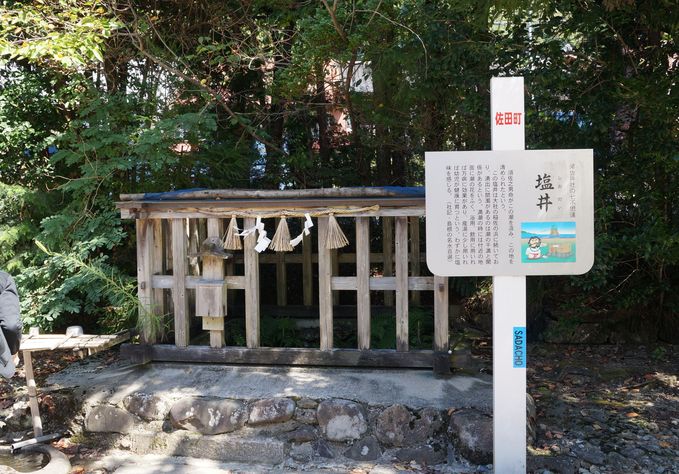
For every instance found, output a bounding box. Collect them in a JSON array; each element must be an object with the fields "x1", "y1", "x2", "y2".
[
  {"x1": 434, "y1": 276, "x2": 449, "y2": 352},
  {"x1": 136, "y1": 219, "x2": 155, "y2": 343},
  {"x1": 383, "y1": 217, "x2": 394, "y2": 307},
  {"x1": 120, "y1": 187, "x2": 420, "y2": 201},
  {"x1": 20, "y1": 332, "x2": 130, "y2": 352},
  {"x1": 121, "y1": 344, "x2": 436, "y2": 368},
  {"x1": 204, "y1": 218, "x2": 225, "y2": 348},
  {"x1": 331, "y1": 276, "x2": 434, "y2": 291},
  {"x1": 171, "y1": 218, "x2": 190, "y2": 347},
  {"x1": 409, "y1": 216, "x2": 421, "y2": 305},
  {"x1": 331, "y1": 249, "x2": 339, "y2": 306},
  {"x1": 356, "y1": 217, "x2": 370, "y2": 350},
  {"x1": 188, "y1": 219, "x2": 200, "y2": 276},
  {"x1": 302, "y1": 232, "x2": 313, "y2": 306},
  {"x1": 151, "y1": 219, "x2": 166, "y2": 330},
  {"x1": 395, "y1": 216, "x2": 409, "y2": 352},
  {"x1": 317, "y1": 217, "x2": 333, "y2": 350},
  {"x1": 244, "y1": 217, "x2": 260, "y2": 348},
  {"x1": 152, "y1": 275, "x2": 244, "y2": 290},
  {"x1": 276, "y1": 219, "x2": 287, "y2": 307}
]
